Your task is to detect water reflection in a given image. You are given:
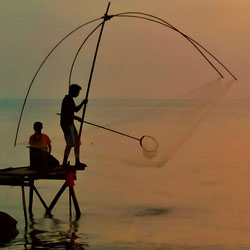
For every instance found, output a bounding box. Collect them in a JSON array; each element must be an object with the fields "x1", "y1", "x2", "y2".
[
  {"x1": 135, "y1": 207, "x2": 171, "y2": 217},
  {"x1": 24, "y1": 217, "x2": 88, "y2": 249}
]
